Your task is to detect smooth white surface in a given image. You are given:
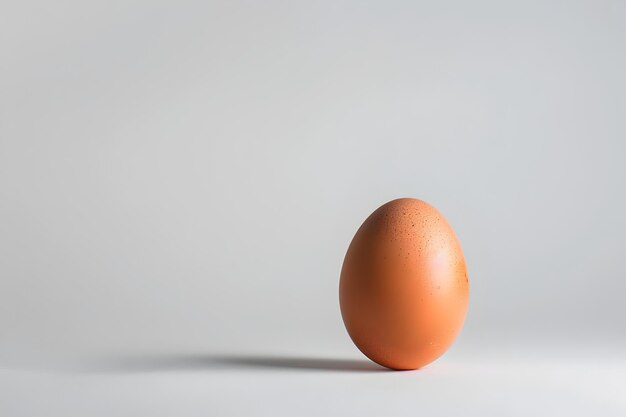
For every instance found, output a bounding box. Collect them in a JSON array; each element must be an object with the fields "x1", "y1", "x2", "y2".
[{"x1": 2, "y1": 343, "x2": 625, "y2": 416}]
